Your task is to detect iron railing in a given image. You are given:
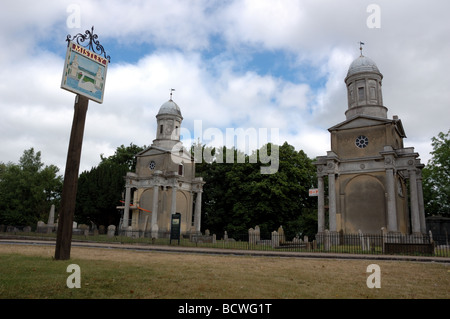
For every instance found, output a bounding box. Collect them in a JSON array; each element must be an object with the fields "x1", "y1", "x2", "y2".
[{"x1": 1, "y1": 225, "x2": 449, "y2": 257}]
